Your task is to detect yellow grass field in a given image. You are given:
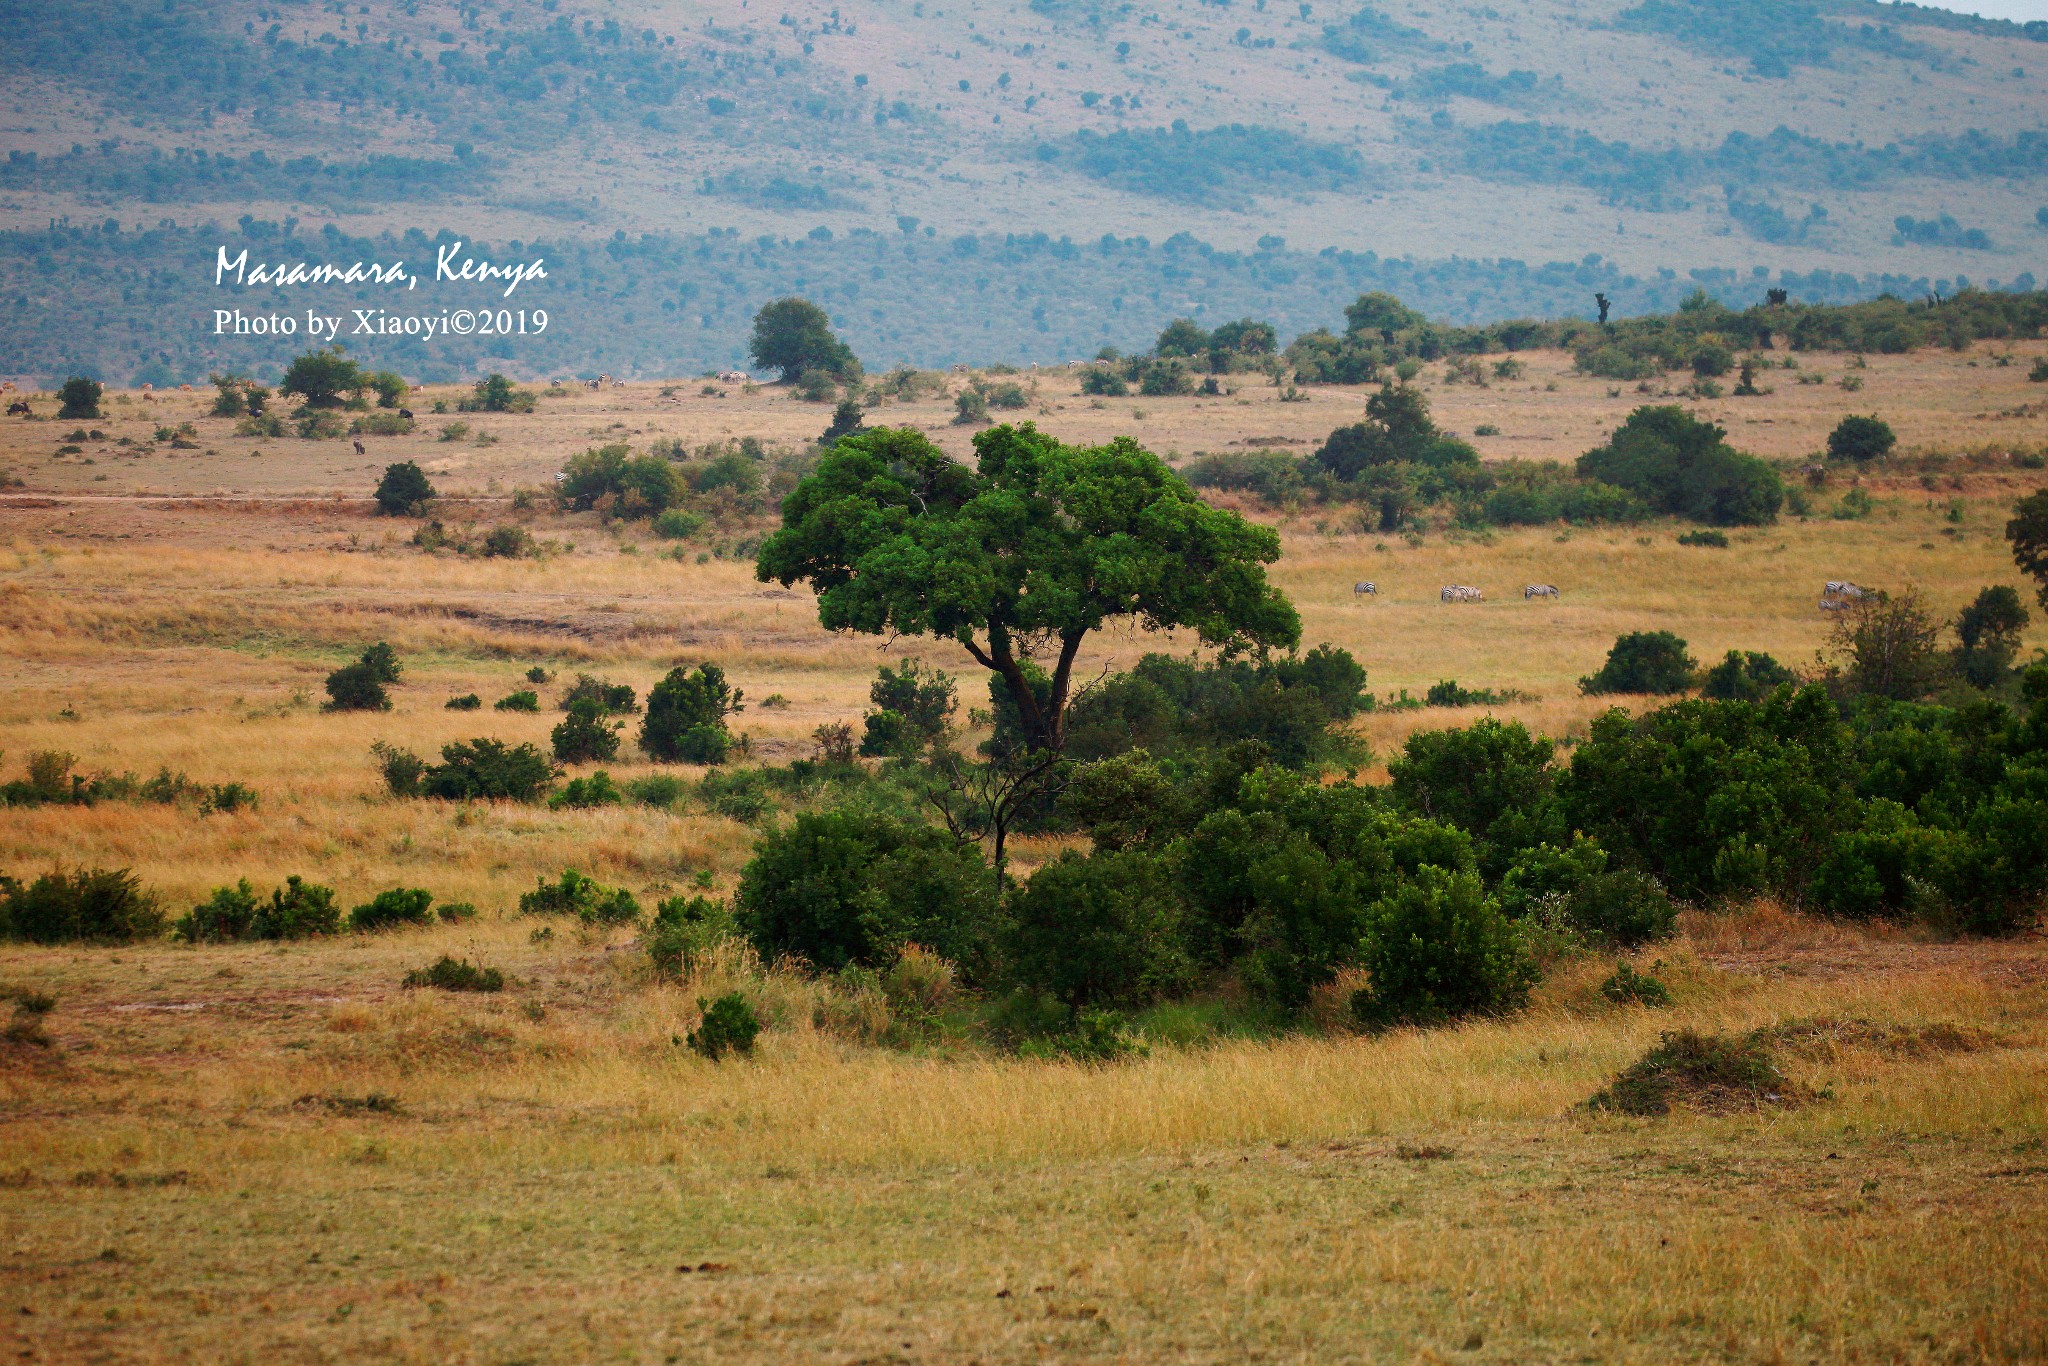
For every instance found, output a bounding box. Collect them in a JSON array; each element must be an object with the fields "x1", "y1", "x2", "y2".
[{"x1": 3, "y1": 346, "x2": 2047, "y2": 1362}]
